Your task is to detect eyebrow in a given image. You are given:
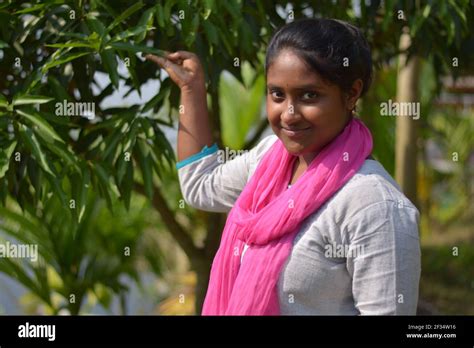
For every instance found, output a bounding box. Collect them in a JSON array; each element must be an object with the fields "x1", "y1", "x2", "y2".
[{"x1": 266, "y1": 83, "x2": 324, "y2": 90}]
